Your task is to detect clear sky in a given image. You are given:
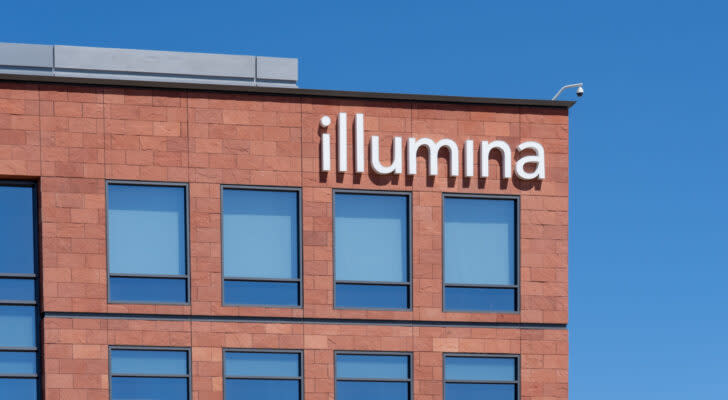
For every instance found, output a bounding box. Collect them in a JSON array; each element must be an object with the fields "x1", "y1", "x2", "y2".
[{"x1": 3, "y1": 0, "x2": 727, "y2": 398}]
